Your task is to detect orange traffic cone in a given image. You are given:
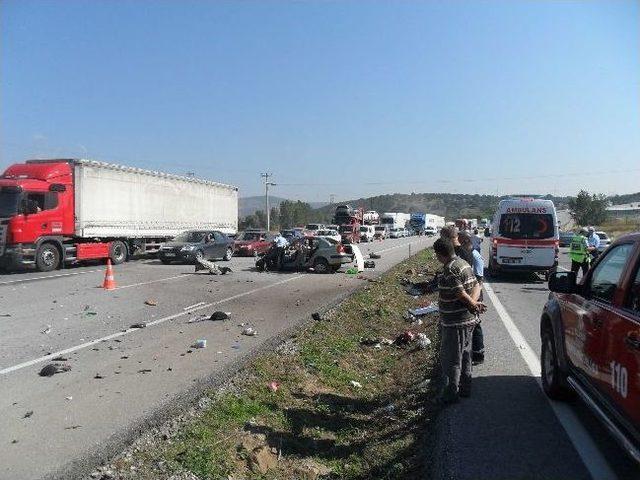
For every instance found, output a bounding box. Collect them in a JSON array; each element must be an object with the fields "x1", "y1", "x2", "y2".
[{"x1": 103, "y1": 259, "x2": 117, "y2": 290}]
